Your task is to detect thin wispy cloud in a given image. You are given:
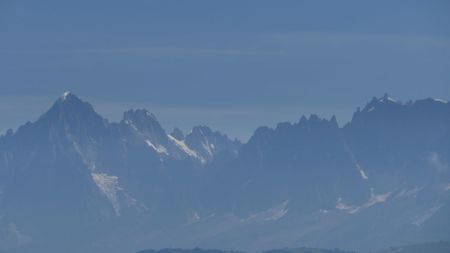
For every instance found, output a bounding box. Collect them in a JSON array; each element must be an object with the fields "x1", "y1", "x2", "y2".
[
  {"x1": 0, "y1": 46, "x2": 284, "y2": 57},
  {"x1": 266, "y1": 31, "x2": 450, "y2": 49}
]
